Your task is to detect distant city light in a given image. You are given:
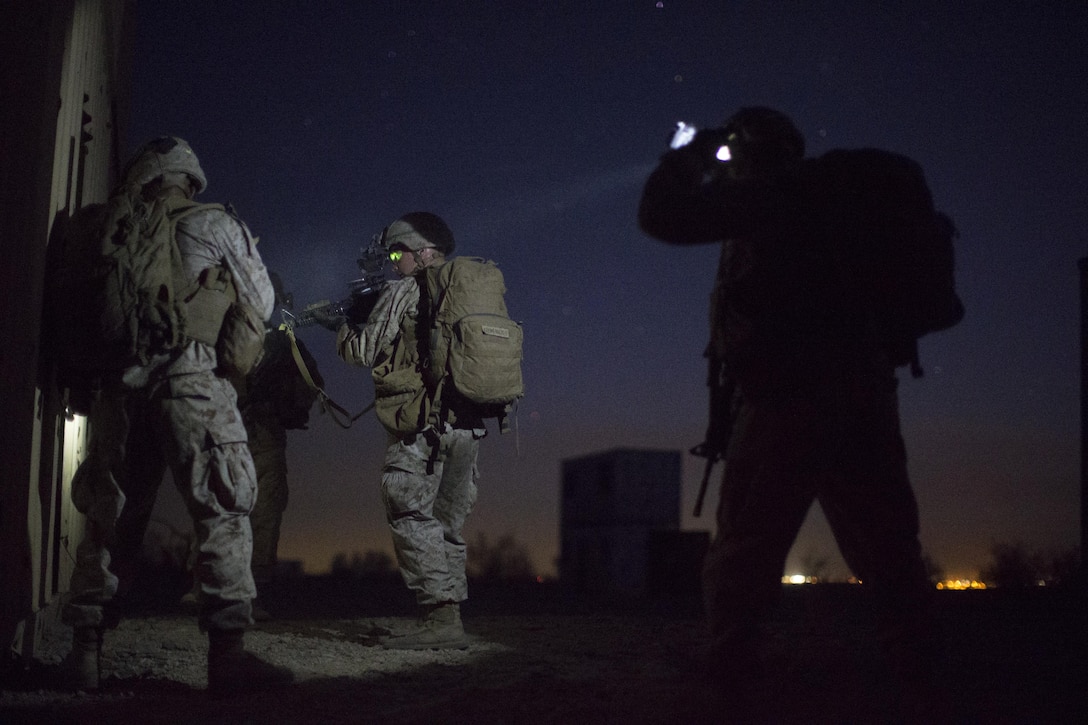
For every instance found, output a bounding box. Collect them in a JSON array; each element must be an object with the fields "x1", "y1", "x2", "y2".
[
  {"x1": 936, "y1": 579, "x2": 987, "y2": 590},
  {"x1": 778, "y1": 576, "x2": 999, "y2": 589}
]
